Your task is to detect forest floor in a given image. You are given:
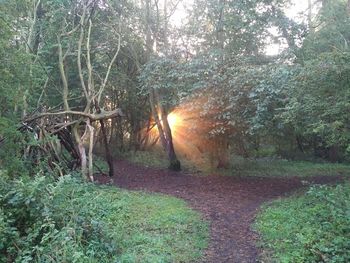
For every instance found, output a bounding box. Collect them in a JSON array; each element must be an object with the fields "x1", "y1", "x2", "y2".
[{"x1": 97, "y1": 160, "x2": 345, "y2": 263}]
